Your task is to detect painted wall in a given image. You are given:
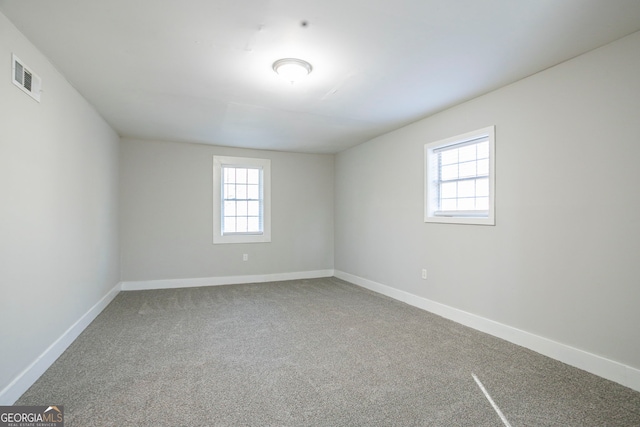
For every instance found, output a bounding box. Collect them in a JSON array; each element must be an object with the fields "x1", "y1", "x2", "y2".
[
  {"x1": 335, "y1": 31, "x2": 640, "y2": 372},
  {"x1": 0, "y1": 12, "x2": 120, "y2": 395},
  {"x1": 119, "y1": 138, "x2": 334, "y2": 282}
]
